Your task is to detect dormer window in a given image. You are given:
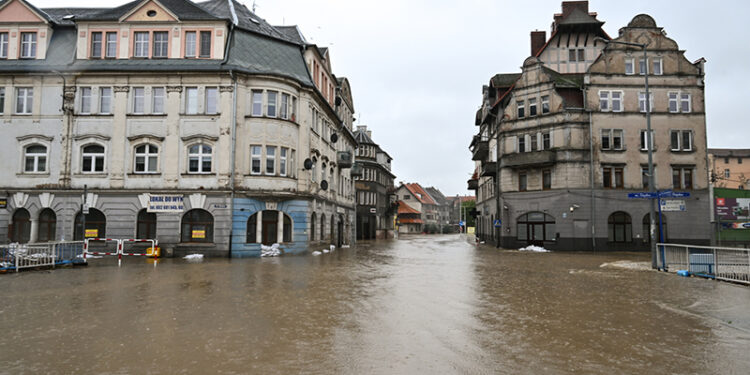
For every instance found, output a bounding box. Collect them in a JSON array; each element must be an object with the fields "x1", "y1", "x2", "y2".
[
  {"x1": 184, "y1": 30, "x2": 212, "y2": 58},
  {"x1": 20, "y1": 32, "x2": 37, "y2": 59},
  {"x1": 91, "y1": 32, "x2": 103, "y2": 58},
  {"x1": 199, "y1": 31, "x2": 211, "y2": 58},
  {"x1": 185, "y1": 31, "x2": 197, "y2": 57},
  {"x1": 0, "y1": 32, "x2": 8, "y2": 58},
  {"x1": 134, "y1": 32, "x2": 149, "y2": 57}
]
